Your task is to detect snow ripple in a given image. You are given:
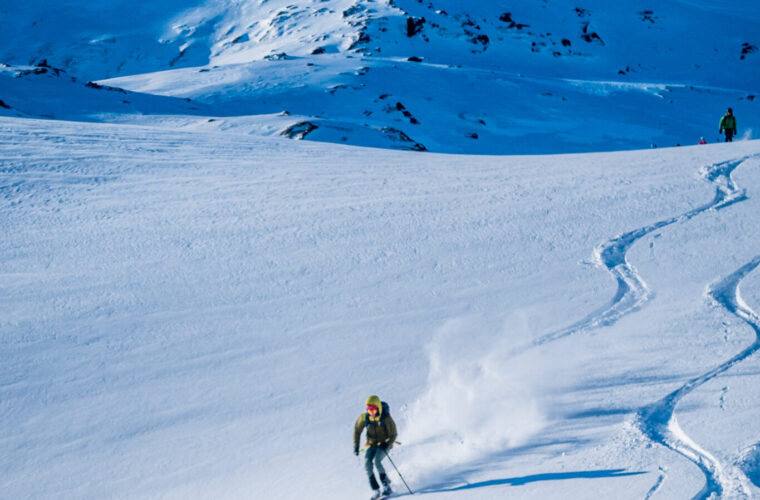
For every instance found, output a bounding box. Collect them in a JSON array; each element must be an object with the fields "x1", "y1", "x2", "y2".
[
  {"x1": 511, "y1": 157, "x2": 751, "y2": 357},
  {"x1": 634, "y1": 256, "x2": 760, "y2": 499}
]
